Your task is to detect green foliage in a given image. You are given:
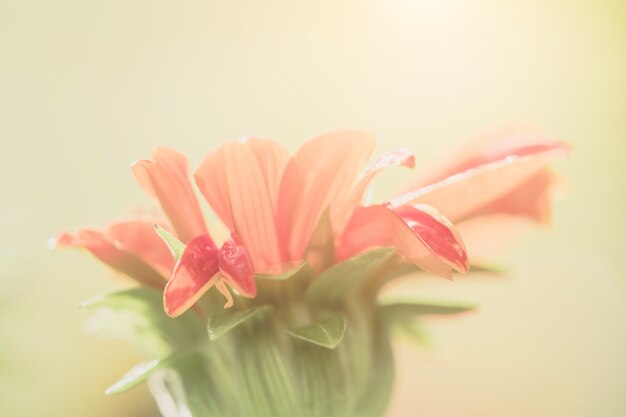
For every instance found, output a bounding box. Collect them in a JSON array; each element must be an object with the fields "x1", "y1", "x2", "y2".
[
  {"x1": 305, "y1": 248, "x2": 394, "y2": 305},
  {"x1": 154, "y1": 225, "x2": 185, "y2": 261},
  {"x1": 80, "y1": 287, "x2": 203, "y2": 357},
  {"x1": 207, "y1": 305, "x2": 272, "y2": 341},
  {"x1": 378, "y1": 297, "x2": 476, "y2": 350},
  {"x1": 378, "y1": 297, "x2": 477, "y2": 322},
  {"x1": 105, "y1": 350, "x2": 196, "y2": 395},
  {"x1": 79, "y1": 249, "x2": 478, "y2": 417},
  {"x1": 255, "y1": 261, "x2": 309, "y2": 280},
  {"x1": 287, "y1": 314, "x2": 347, "y2": 349}
]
